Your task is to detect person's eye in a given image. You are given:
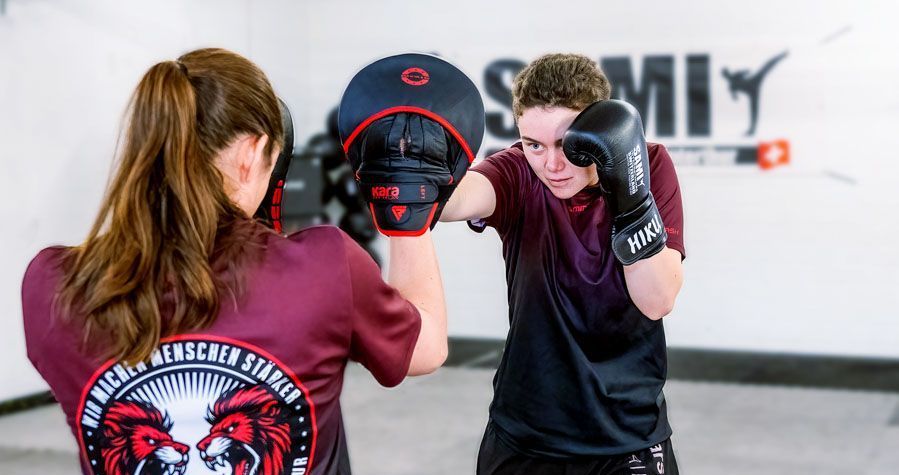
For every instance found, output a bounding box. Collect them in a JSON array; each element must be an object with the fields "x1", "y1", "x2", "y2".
[{"x1": 527, "y1": 142, "x2": 542, "y2": 151}]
